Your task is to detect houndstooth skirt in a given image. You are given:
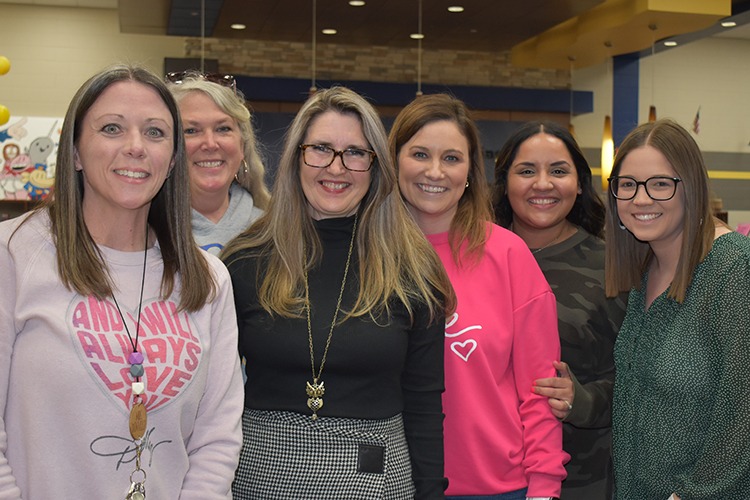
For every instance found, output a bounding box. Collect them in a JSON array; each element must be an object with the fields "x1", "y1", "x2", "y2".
[{"x1": 232, "y1": 408, "x2": 416, "y2": 500}]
